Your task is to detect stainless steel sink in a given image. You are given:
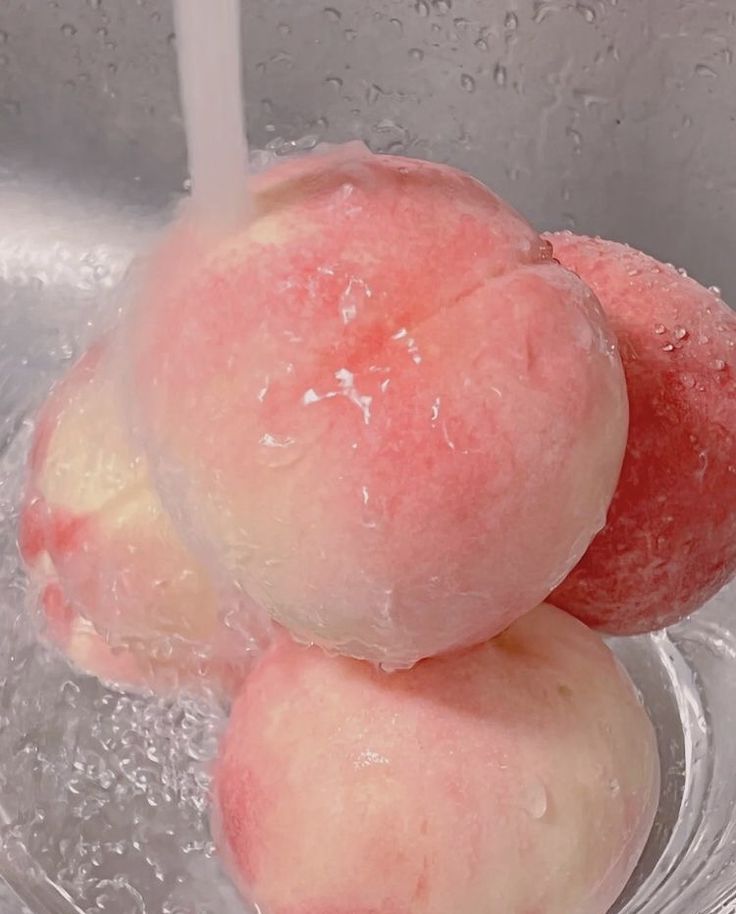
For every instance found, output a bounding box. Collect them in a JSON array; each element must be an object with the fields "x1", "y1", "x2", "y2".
[{"x1": 1, "y1": 2, "x2": 735, "y2": 913}]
